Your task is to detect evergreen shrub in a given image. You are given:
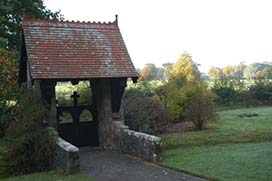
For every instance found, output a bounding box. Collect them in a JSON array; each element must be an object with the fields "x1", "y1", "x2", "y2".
[
  {"x1": 124, "y1": 88, "x2": 170, "y2": 134},
  {"x1": 0, "y1": 88, "x2": 56, "y2": 178}
]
